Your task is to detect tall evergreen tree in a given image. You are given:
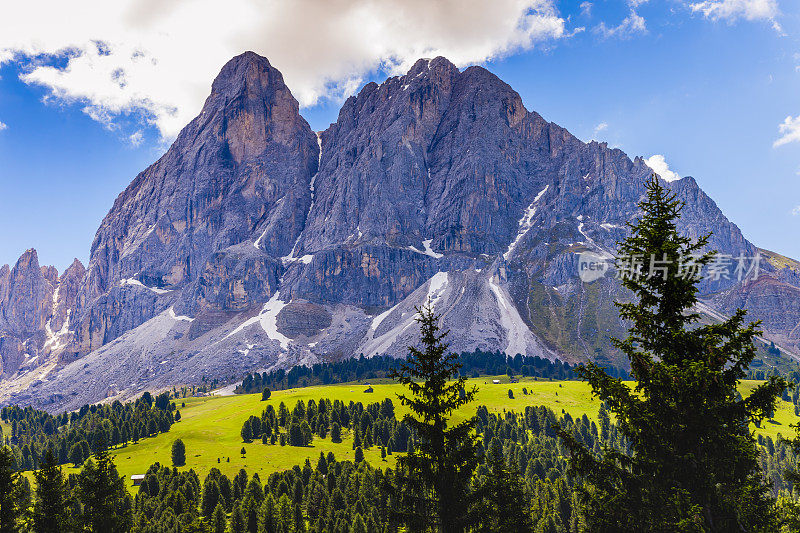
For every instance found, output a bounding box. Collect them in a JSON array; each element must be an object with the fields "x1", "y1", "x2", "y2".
[
  {"x1": 74, "y1": 443, "x2": 132, "y2": 533},
  {"x1": 171, "y1": 438, "x2": 186, "y2": 467},
  {"x1": 229, "y1": 502, "x2": 246, "y2": 533},
  {"x1": 475, "y1": 438, "x2": 534, "y2": 533},
  {"x1": 0, "y1": 446, "x2": 22, "y2": 532},
  {"x1": 389, "y1": 303, "x2": 479, "y2": 533},
  {"x1": 32, "y1": 448, "x2": 70, "y2": 533},
  {"x1": 558, "y1": 176, "x2": 787, "y2": 531}
]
